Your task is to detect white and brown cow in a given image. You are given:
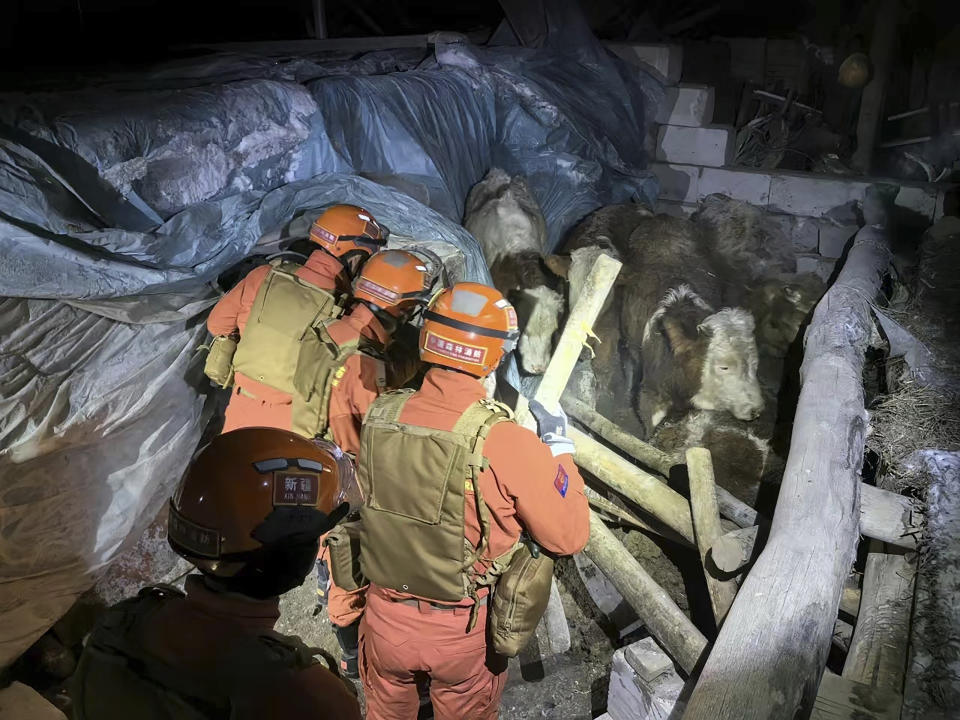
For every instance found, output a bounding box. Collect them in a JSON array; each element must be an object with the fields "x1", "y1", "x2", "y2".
[
  {"x1": 463, "y1": 168, "x2": 562, "y2": 375},
  {"x1": 551, "y1": 209, "x2": 765, "y2": 438}
]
